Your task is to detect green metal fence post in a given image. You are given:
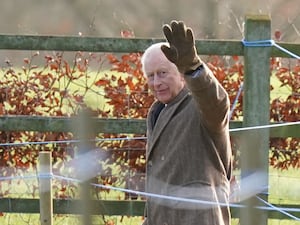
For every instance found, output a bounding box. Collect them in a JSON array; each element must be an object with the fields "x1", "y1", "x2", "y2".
[{"x1": 240, "y1": 15, "x2": 271, "y2": 225}]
